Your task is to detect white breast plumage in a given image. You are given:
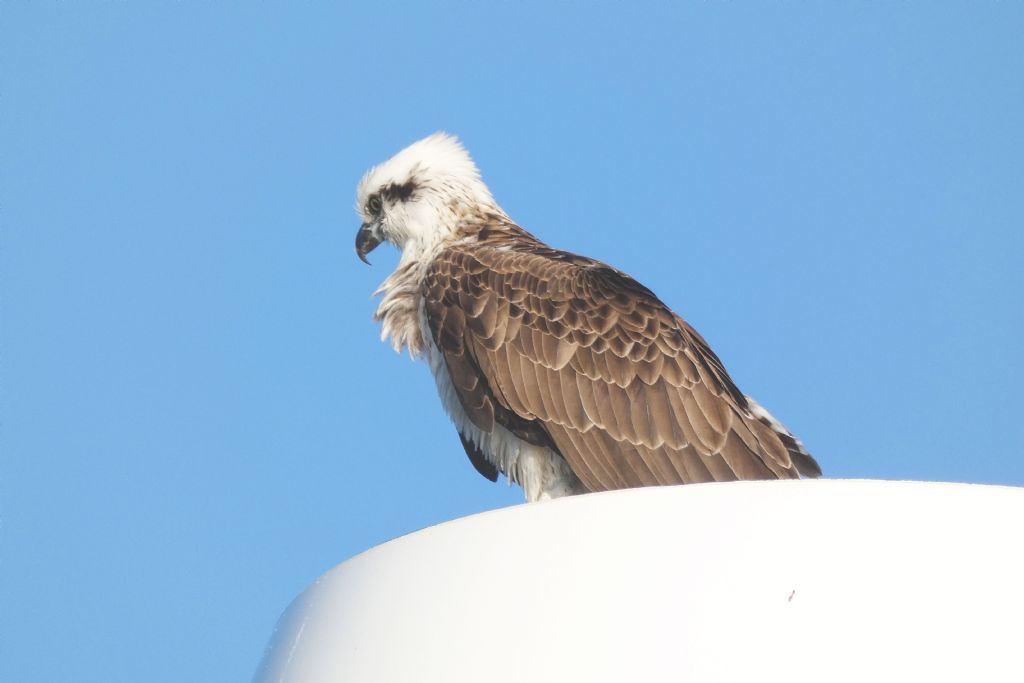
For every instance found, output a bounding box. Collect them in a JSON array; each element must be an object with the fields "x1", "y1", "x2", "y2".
[
  {"x1": 371, "y1": 246, "x2": 582, "y2": 502},
  {"x1": 356, "y1": 132, "x2": 820, "y2": 502}
]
